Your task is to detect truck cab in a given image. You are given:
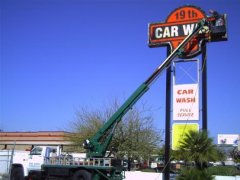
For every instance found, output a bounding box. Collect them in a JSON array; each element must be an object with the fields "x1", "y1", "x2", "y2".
[
  {"x1": 10, "y1": 146, "x2": 61, "y2": 180},
  {"x1": 27, "y1": 146, "x2": 60, "y2": 174}
]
